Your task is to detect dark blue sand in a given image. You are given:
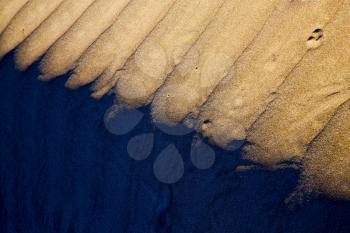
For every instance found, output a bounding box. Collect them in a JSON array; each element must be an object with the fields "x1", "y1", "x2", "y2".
[{"x1": 1, "y1": 52, "x2": 350, "y2": 233}]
